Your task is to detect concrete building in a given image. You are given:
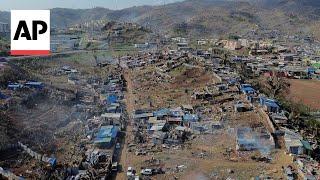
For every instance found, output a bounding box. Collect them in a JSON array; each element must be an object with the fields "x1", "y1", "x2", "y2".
[
  {"x1": 224, "y1": 40, "x2": 242, "y2": 50},
  {"x1": 0, "y1": 22, "x2": 9, "y2": 33}
]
